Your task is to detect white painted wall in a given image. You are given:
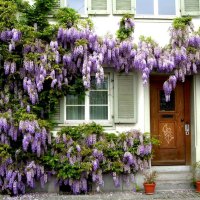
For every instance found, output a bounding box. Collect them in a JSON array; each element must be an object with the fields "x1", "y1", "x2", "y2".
[
  {"x1": 191, "y1": 75, "x2": 200, "y2": 163},
  {"x1": 92, "y1": 16, "x2": 200, "y2": 47}
]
